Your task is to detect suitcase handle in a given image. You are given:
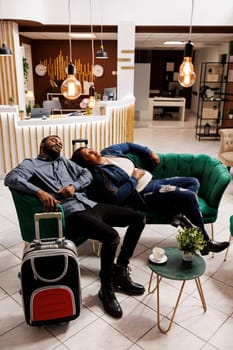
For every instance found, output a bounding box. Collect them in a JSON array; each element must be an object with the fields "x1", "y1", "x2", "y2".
[
  {"x1": 72, "y1": 138, "x2": 88, "y2": 151},
  {"x1": 34, "y1": 212, "x2": 63, "y2": 241},
  {"x1": 31, "y1": 255, "x2": 69, "y2": 283},
  {"x1": 72, "y1": 138, "x2": 88, "y2": 146}
]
